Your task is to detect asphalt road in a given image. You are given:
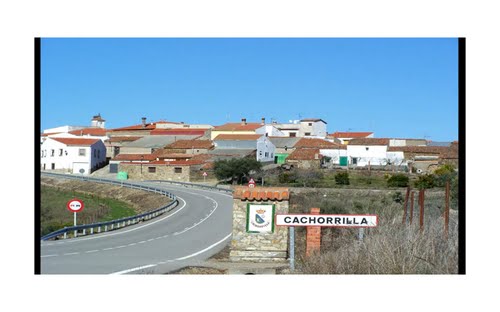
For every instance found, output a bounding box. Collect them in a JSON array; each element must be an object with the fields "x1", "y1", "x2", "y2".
[{"x1": 40, "y1": 182, "x2": 233, "y2": 274}]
